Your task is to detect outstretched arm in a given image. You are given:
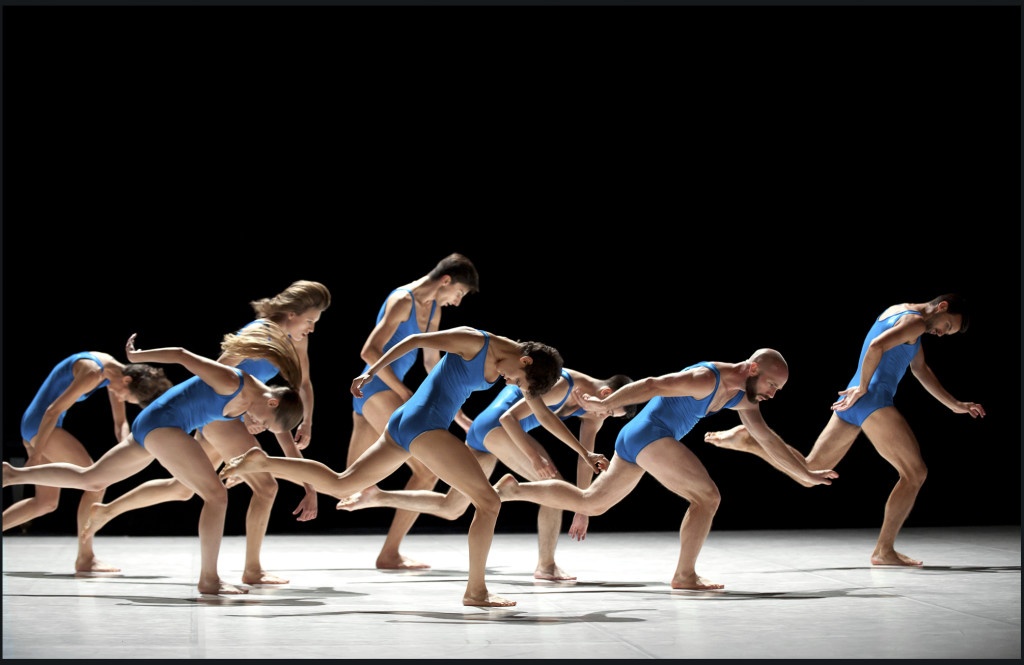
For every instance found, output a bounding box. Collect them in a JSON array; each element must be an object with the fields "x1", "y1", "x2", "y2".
[
  {"x1": 737, "y1": 407, "x2": 838, "y2": 486},
  {"x1": 126, "y1": 333, "x2": 240, "y2": 395},
  {"x1": 524, "y1": 395, "x2": 608, "y2": 474},
  {"x1": 351, "y1": 327, "x2": 481, "y2": 397},
  {"x1": 909, "y1": 349, "x2": 986, "y2": 418},
  {"x1": 574, "y1": 367, "x2": 711, "y2": 414}
]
